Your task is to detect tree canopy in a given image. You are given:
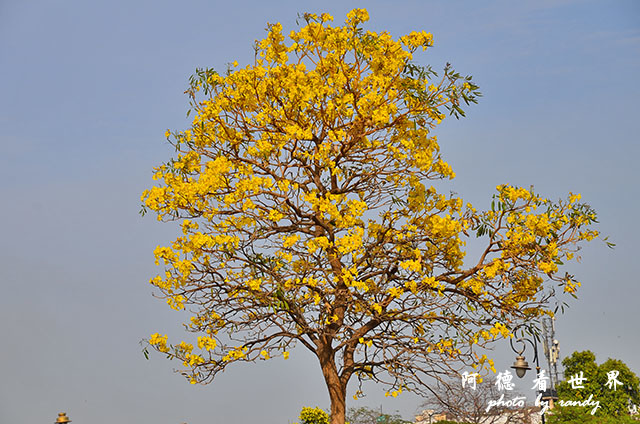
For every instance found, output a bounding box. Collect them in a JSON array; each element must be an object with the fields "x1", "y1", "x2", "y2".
[
  {"x1": 553, "y1": 350, "x2": 640, "y2": 418},
  {"x1": 141, "y1": 9, "x2": 600, "y2": 424}
]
